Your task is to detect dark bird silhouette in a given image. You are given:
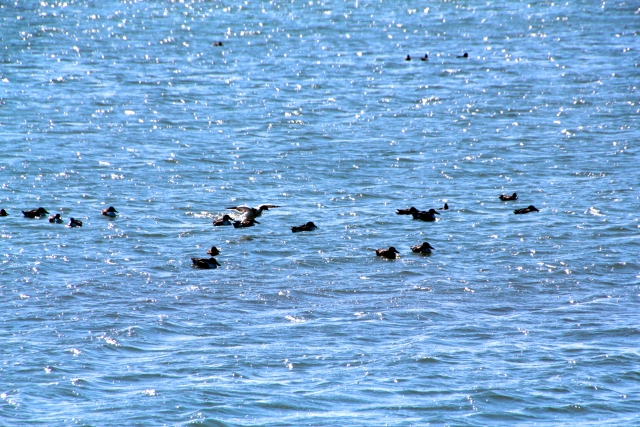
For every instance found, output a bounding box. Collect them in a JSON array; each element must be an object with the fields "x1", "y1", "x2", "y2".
[
  {"x1": 213, "y1": 214, "x2": 233, "y2": 226},
  {"x1": 207, "y1": 246, "x2": 220, "y2": 256},
  {"x1": 375, "y1": 247, "x2": 400, "y2": 259},
  {"x1": 49, "y1": 213, "x2": 63, "y2": 223},
  {"x1": 412, "y1": 208, "x2": 440, "y2": 222},
  {"x1": 191, "y1": 257, "x2": 221, "y2": 269},
  {"x1": 396, "y1": 207, "x2": 419, "y2": 215},
  {"x1": 102, "y1": 206, "x2": 118, "y2": 217},
  {"x1": 514, "y1": 205, "x2": 539, "y2": 215},
  {"x1": 291, "y1": 221, "x2": 318, "y2": 233},
  {"x1": 233, "y1": 219, "x2": 260, "y2": 228},
  {"x1": 499, "y1": 193, "x2": 518, "y2": 201},
  {"x1": 23, "y1": 207, "x2": 49, "y2": 218},
  {"x1": 411, "y1": 242, "x2": 435, "y2": 254},
  {"x1": 68, "y1": 218, "x2": 83, "y2": 227}
]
